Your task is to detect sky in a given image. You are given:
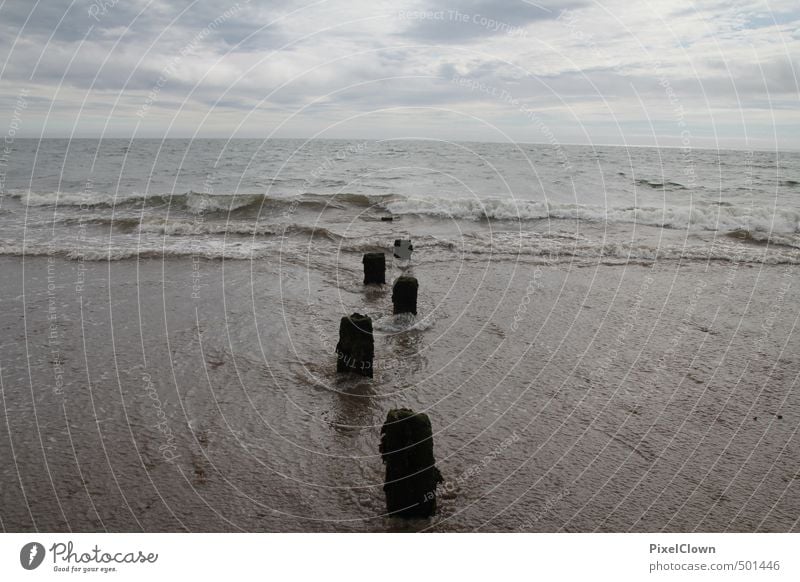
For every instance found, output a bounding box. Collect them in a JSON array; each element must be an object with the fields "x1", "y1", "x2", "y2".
[{"x1": 1, "y1": 0, "x2": 798, "y2": 149}]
